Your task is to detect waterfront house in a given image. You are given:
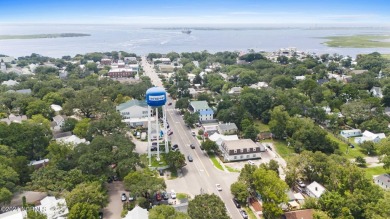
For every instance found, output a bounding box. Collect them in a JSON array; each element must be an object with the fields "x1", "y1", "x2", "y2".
[
  {"x1": 220, "y1": 139, "x2": 262, "y2": 162},
  {"x1": 340, "y1": 129, "x2": 362, "y2": 138}
]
